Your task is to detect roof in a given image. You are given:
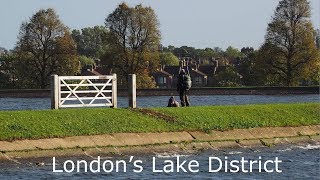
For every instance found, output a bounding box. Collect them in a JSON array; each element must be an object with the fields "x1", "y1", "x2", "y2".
[
  {"x1": 161, "y1": 66, "x2": 209, "y2": 77},
  {"x1": 95, "y1": 67, "x2": 112, "y2": 75},
  {"x1": 163, "y1": 66, "x2": 181, "y2": 77},
  {"x1": 198, "y1": 65, "x2": 216, "y2": 75},
  {"x1": 153, "y1": 70, "x2": 172, "y2": 77},
  {"x1": 190, "y1": 69, "x2": 207, "y2": 77},
  {"x1": 81, "y1": 70, "x2": 102, "y2": 76},
  {"x1": 81, "y1": 67, "x2": 112, "y2": 76}
]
